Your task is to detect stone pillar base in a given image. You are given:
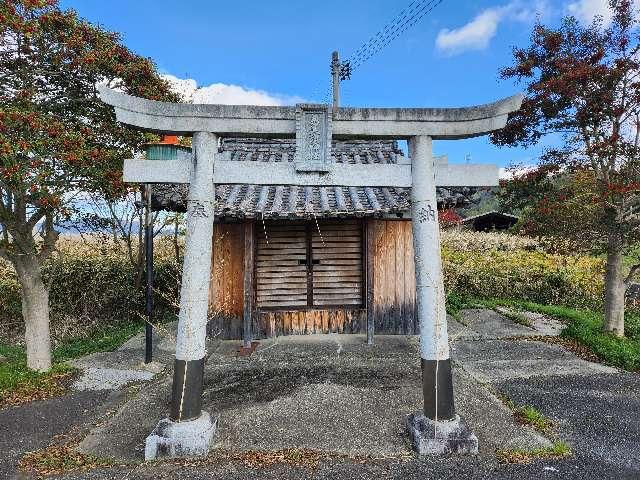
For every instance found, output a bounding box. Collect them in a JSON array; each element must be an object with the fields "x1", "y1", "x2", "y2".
[
  {"x1": 406, "y1": 413, "x2": 478, "y2": 455},
  {"x1": 145, "y1": 412, "x2": 217, "y2": 461}
]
